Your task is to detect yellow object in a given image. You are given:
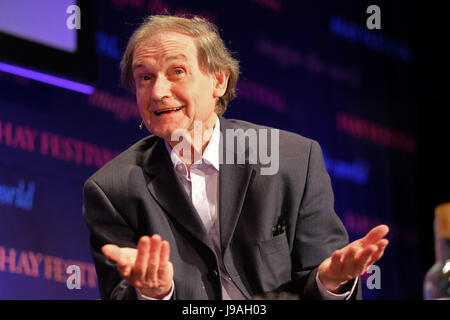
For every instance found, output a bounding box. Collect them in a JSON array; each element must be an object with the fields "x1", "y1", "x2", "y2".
[{"x1": 435, "y1": 203, "x2": 450, "y2": 239}]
